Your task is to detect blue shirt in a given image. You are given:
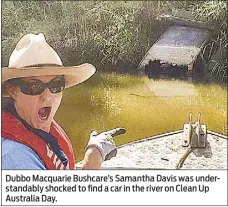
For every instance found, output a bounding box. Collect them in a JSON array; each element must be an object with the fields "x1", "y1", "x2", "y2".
[{"x1": 2, "y1": 137, "x2": 46, "y2": 170}]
